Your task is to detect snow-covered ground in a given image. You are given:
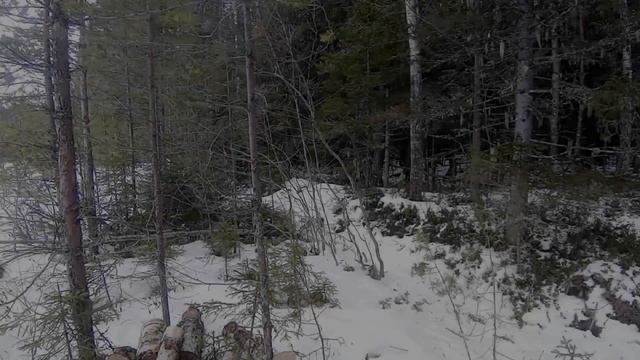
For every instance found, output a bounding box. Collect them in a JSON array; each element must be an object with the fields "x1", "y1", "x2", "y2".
[{"x1": 1, "y1": 179, "x2": 639, "y2": 359}]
